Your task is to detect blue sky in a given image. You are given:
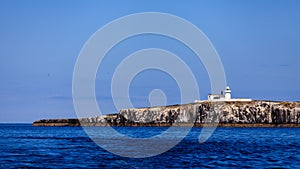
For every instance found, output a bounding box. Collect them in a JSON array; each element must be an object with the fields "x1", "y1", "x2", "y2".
[{"x1": 0, "y1": 0, "x2": 300, "y2": 123}]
